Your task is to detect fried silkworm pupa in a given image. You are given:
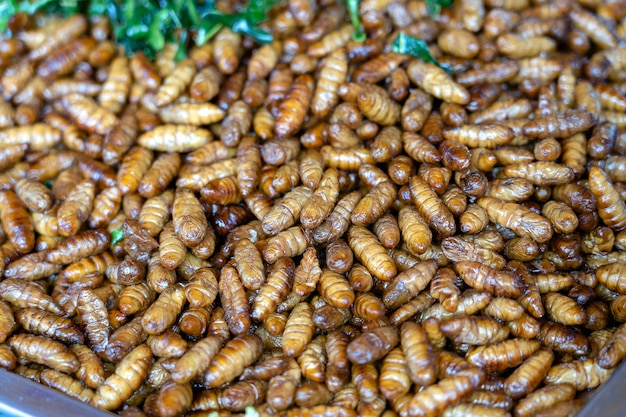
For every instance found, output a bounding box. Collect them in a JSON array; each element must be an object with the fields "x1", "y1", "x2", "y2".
[
  {"x1": 219, "y1": 264, "x2": 251, "y2": 336},
  {"x1": 514, "y1": 383, "x2": 576, "y2": 417},
  {"x1": 347, "y1": 326, "x2": 399, "y2": 365},
  {"x1": 505, "y1": 349, "x2": 554, "y2": 400},
  {"x1": 172, "y1": 187, "x2": 208, "y2": 247},
  {"x1": 62, "y1": 93, "x2": 119, "y2": 136},
  {"x1": 0, "y1": 190, "x2": 34, "y2": 254},
  {"x1": 141, "y1": 283, "x2": 186, "y2": 335},
  {"x1": 275, "y1": 74, "x2": 314, "y2": 138},
  {"x1": 478, "y1": 196, "x2": 553, "y2": 243},
  {"x1": 409, "y1": 176, "x2": 456, "y2": 237},
  {"x1": 28, "y1": 15, "x2": 88, "y2": 61},
  {"x1": 383, "y1": 259, "x2": 438, "y2": 310},
  {"x1": 171, "y1": 334, "x2": 223, "y2": 384},
  {"x1": 15, "y1": 308, "x2": 83, "y2": 344},
  {"x1": 313, "y1": 191, "x2": 362, "y2": 244},
  {"x1": 234, "y1": 238, "x2": 265, "y2": 290},
  {"x1": 91, "y1": 344, "x2": 153, "y2": 411},
  {"x1": 454, "y1": 261, "x2": 525, "y2": 298},
  {"x1": 45, "y1": 229, "x2": 109, "y2": 264},
  {"x1": 156, "y1": 380, "x2": 193, "y2": 417},
  {"x1": 77, "y1": 288, "x2": 110, "y2": 355},
  {"x1": 251, "y1": 257, "x2": 296, "y2": 322},
  {"x1": 204, "y1": 334, "x2": 264, "y2": 388},
  {"x1": 8, "y1": 334, "x2": 79, "y2": 374},
  {"x1": 588, "y1": 166, "x2": 626, "y2": 231},
  {"x1": 39, "y1": 368, "x2": 94, "y2": 403},
  {"x1": 56, "y1": 180, "x2": 96, "y2": 237},
  {"x1": 283, "y1": 302, "x2": 315, "y2": 358},
  {"x1": 348, "y1": 225, "x2": 397, "y2": 282},
  {"x1": 70, "y1": 344, "x2": 105, "y2": 389},
  {"x1": 14, "y1": 178, "x2": 53, "y2": 213},
  {"x1": 0, "y1": 300, "x2": 15, "y2": 344},
  {"x1": 401, "y1": 321, "x2": 437, "y2": 386},
  {"x1": 293, "y1": 246, "x2": 322, "y2": 297},
  {"x1": 138, "y1": 125, "x2": 211, "y2": 153},
  {"x1": 0, "y1": 279, "x2": 63, "y2": 315},
  {"x1": 301, "y1": 168, "x2": 340, "y2": 229},
  {"x1": 544, "y1": 358, "x2": 614, "y2": 390},
  {"x1": 440, "y1": 315, "x2": 510, "y2": 346},
  {"x1": 155, "y1": 58, "x2": 196, "y2": 107},
  {"x1": 130, "y1": 51, "x2": 161, "y2": 90},
  {"x1": 522, "y1": 110, "x2": 596, "y2": 139},
  {"x1": 264, "y1": 226, "x2": 310, "y2": 264},
  {"x1": 407, "y1": 60, "x2": 470, "y2": 105},
  {"x1": 103, "y1": 316, "x2": 146, "y2": 363},
  {"x1": 262, "y1": 186, "x2": 312, "y2": 235},
  {"x1": 544, "y1": 292, "x2": 586, "y2": 326},
  {"x1": 117, "y1": 146, "x2": 153, "y2": 196},
  {"x1": 597, "y1": 322, "x2": 626, "y2": 369},
  {"x1": 407, "y1": 368, "x2": 485, "y2": 417},
  {"x1": 467, "y1": 339, "x2": 541, "y2": 373}
]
